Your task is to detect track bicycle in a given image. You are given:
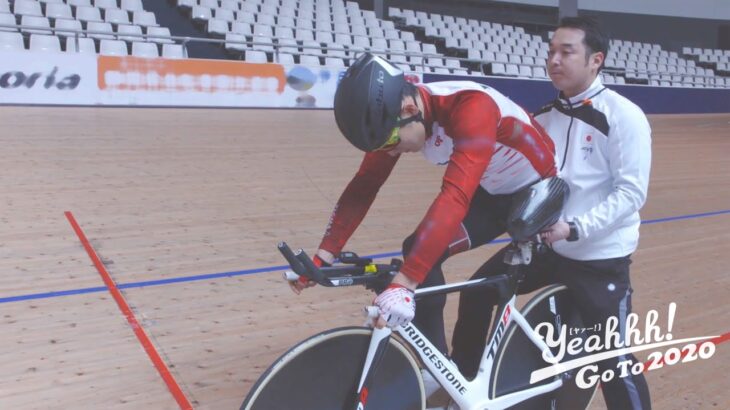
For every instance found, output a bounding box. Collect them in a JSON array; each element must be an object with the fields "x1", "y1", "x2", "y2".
[{"x1": 241, "y1": 177, "x2": 598, "y2": 410}]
